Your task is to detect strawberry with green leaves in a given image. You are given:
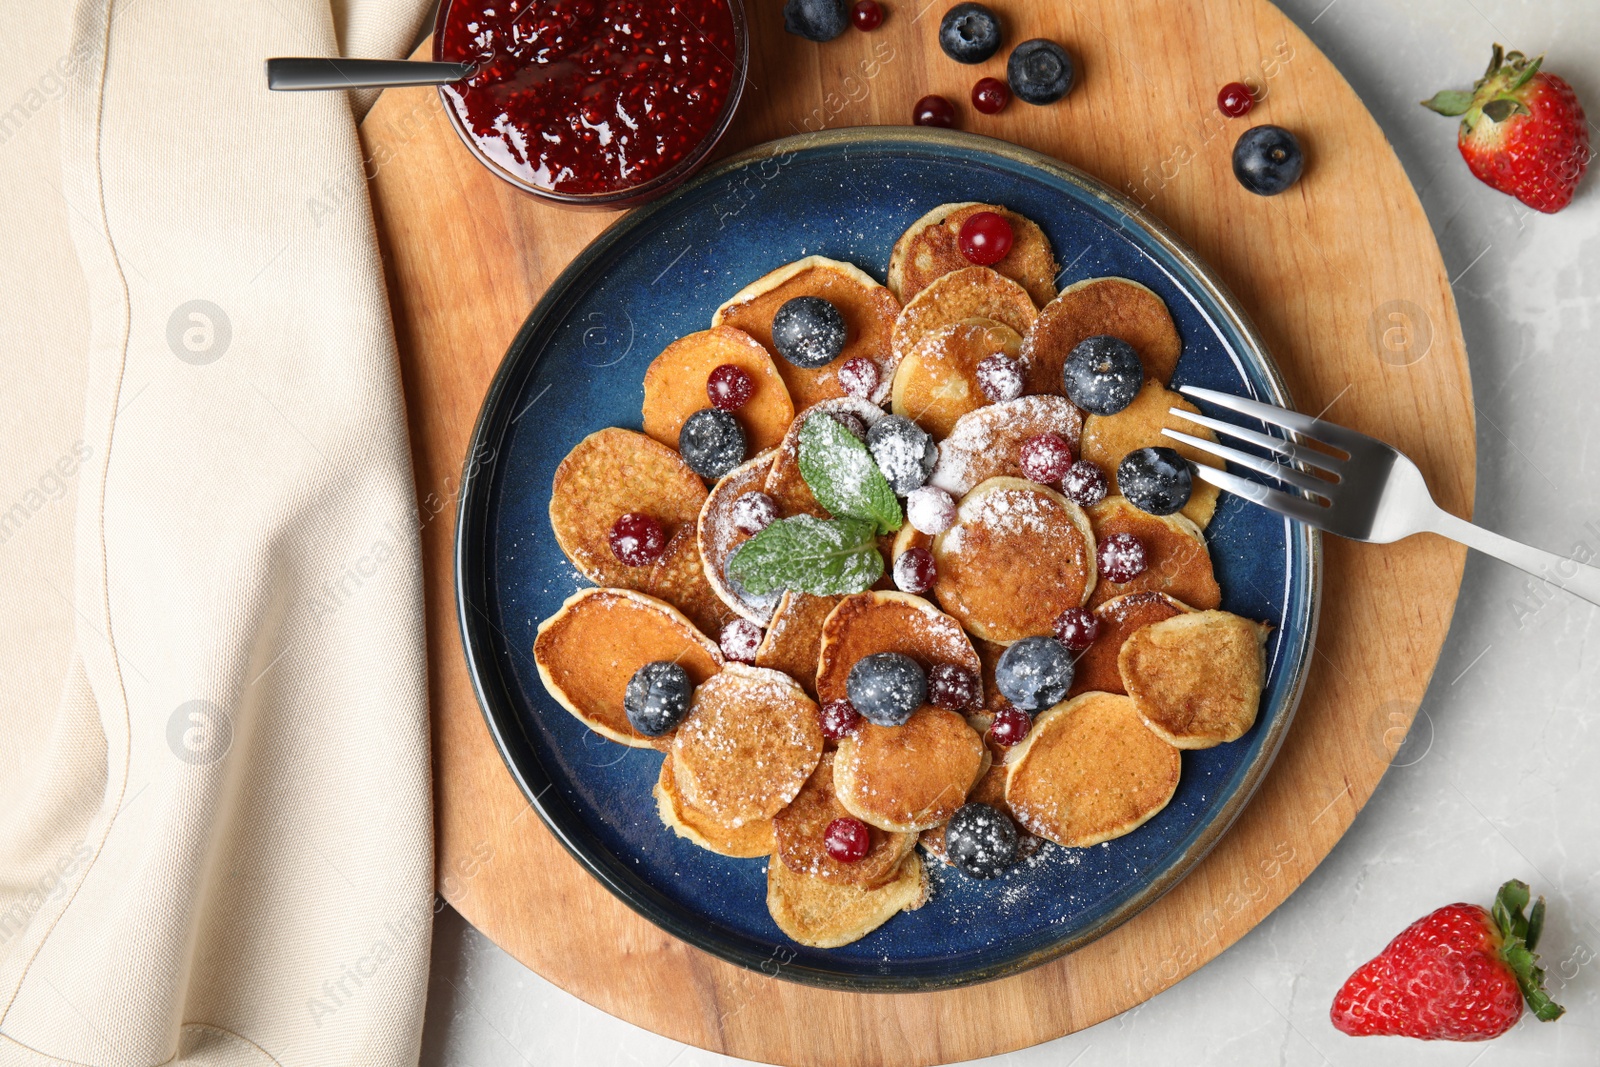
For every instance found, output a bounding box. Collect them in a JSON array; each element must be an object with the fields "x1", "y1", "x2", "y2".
[
  {"x1": 1424, "y1": 45, "x2": 1590, "y2": 214},
  {"x1": 1331, "y1": 879, "x2": 1564, "y2": 1041}
]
